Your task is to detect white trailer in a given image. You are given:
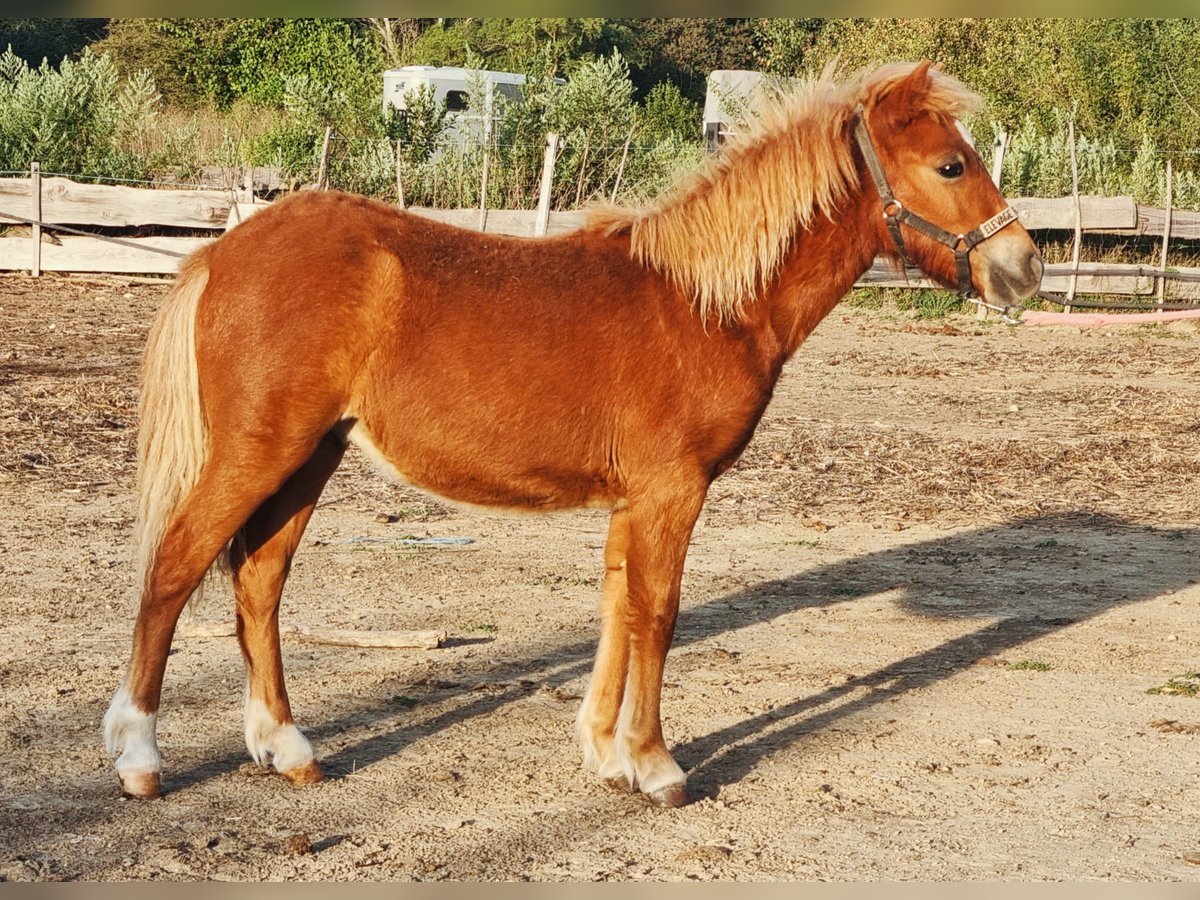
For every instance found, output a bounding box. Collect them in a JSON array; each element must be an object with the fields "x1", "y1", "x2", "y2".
[
  {"x1": 703, "y1": 69, "x2": 766, "y2": 151},
  {"x1": 383, "y1": 65, "x2": 528, "y2": 115},
  {"x1": 383, "y1": 65, "x2": 531, "y2": 142}
]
